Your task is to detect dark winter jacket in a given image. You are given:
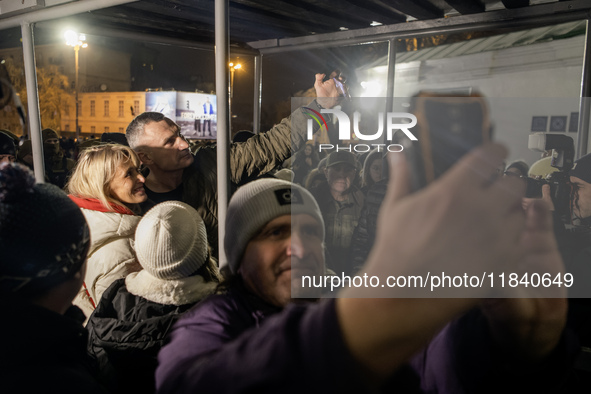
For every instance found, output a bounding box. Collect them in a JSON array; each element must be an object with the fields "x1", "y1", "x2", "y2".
[
  {"x1": 350, "y1": 179, "x2": 387, "y2": 271},
  {"x1": 555, "y1": 217, "x2": 591, "y2": 391},
  {"x1": 0, "y1": 300, "x2": 107, "y2": 394},
  {"x1": 155, "y1": 281, "x2": 576, "y2": 394},
  {"x1": 311, "y1": 181, "x2": 364, "y2": 274},
  {"x1": 155, "y1": 281, "x2": 371, "y2": 393},
  {"x1": 86, "y1": 277, "x2": 215, "y2": 393},
  {"x1": 412, "y1": 308, "x2": 576, "y2": 393},
  {"x1": 292, "y1": 149, "x2": 319, "y2": 185}
]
